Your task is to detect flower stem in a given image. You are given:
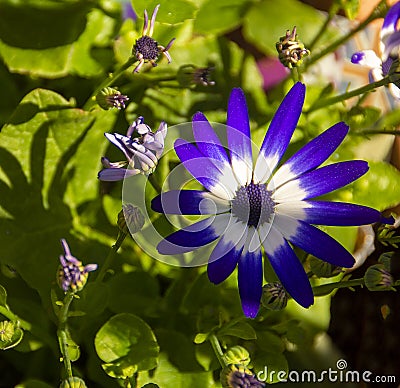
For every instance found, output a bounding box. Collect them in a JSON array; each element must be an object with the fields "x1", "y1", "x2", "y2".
[
  {"x1": 306, "y1": 76, "x2": 396, "y2": 113},
  {"x1": 83, "y1": 56, "x2": 138, "y2": 110},
  {"x1": 95, "y1": 231, "x2": 127, "y2": 283},
  {"x1": 312, "y1": 277, "x2": 365, "y2": 296},
  {"x1": 304, "y1": 0, "x2": 389, "y2": 69},
  {"x1": 57, "y1": 291, "x2": 75, "y2": 379},
  {"x1": 209, "y1": 333, "x2": 226, "y2": 368}
]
